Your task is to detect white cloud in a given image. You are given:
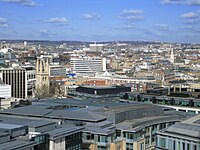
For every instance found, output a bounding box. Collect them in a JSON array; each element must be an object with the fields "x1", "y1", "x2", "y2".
[
  {"x1": 116, "y1": 23, "x2": 136, "y2": 30},
  {"x1": 0, "y1": 18, "x2": 9, "y2": 27},
  {"x1": 154, "y1": 24, "x2": 170, "y2": 30},
  {"x1": 161, "y1": 0, "x2": 200, "y2": 5},
  {"x1": 123, "y1": 9, "x2": 143, "y2": 15},
  {"x1": 82, "y1": 13, "x2": 101, "y2": 20},
  {"x1": 180, "y1": 12, "x2": 199, "y2": 19},
  {"x1": 38, "y1": 29, "x2": 49, "y2": 34},
  {"x1": 120, "y1": 9, "x2": 144, "y2": 21},
  {"x1": 45, "y1": 17, "x2": 69, "y2": 25},
  {"x1": 36, "y1": 29, "x2": 57, "y2": 37},
  {"x1": 0, "y1": 0, "x2": 37, "y2": 6},
  {"x1": 161, "y1": 0, "x2": 185, "y2": 4}
]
